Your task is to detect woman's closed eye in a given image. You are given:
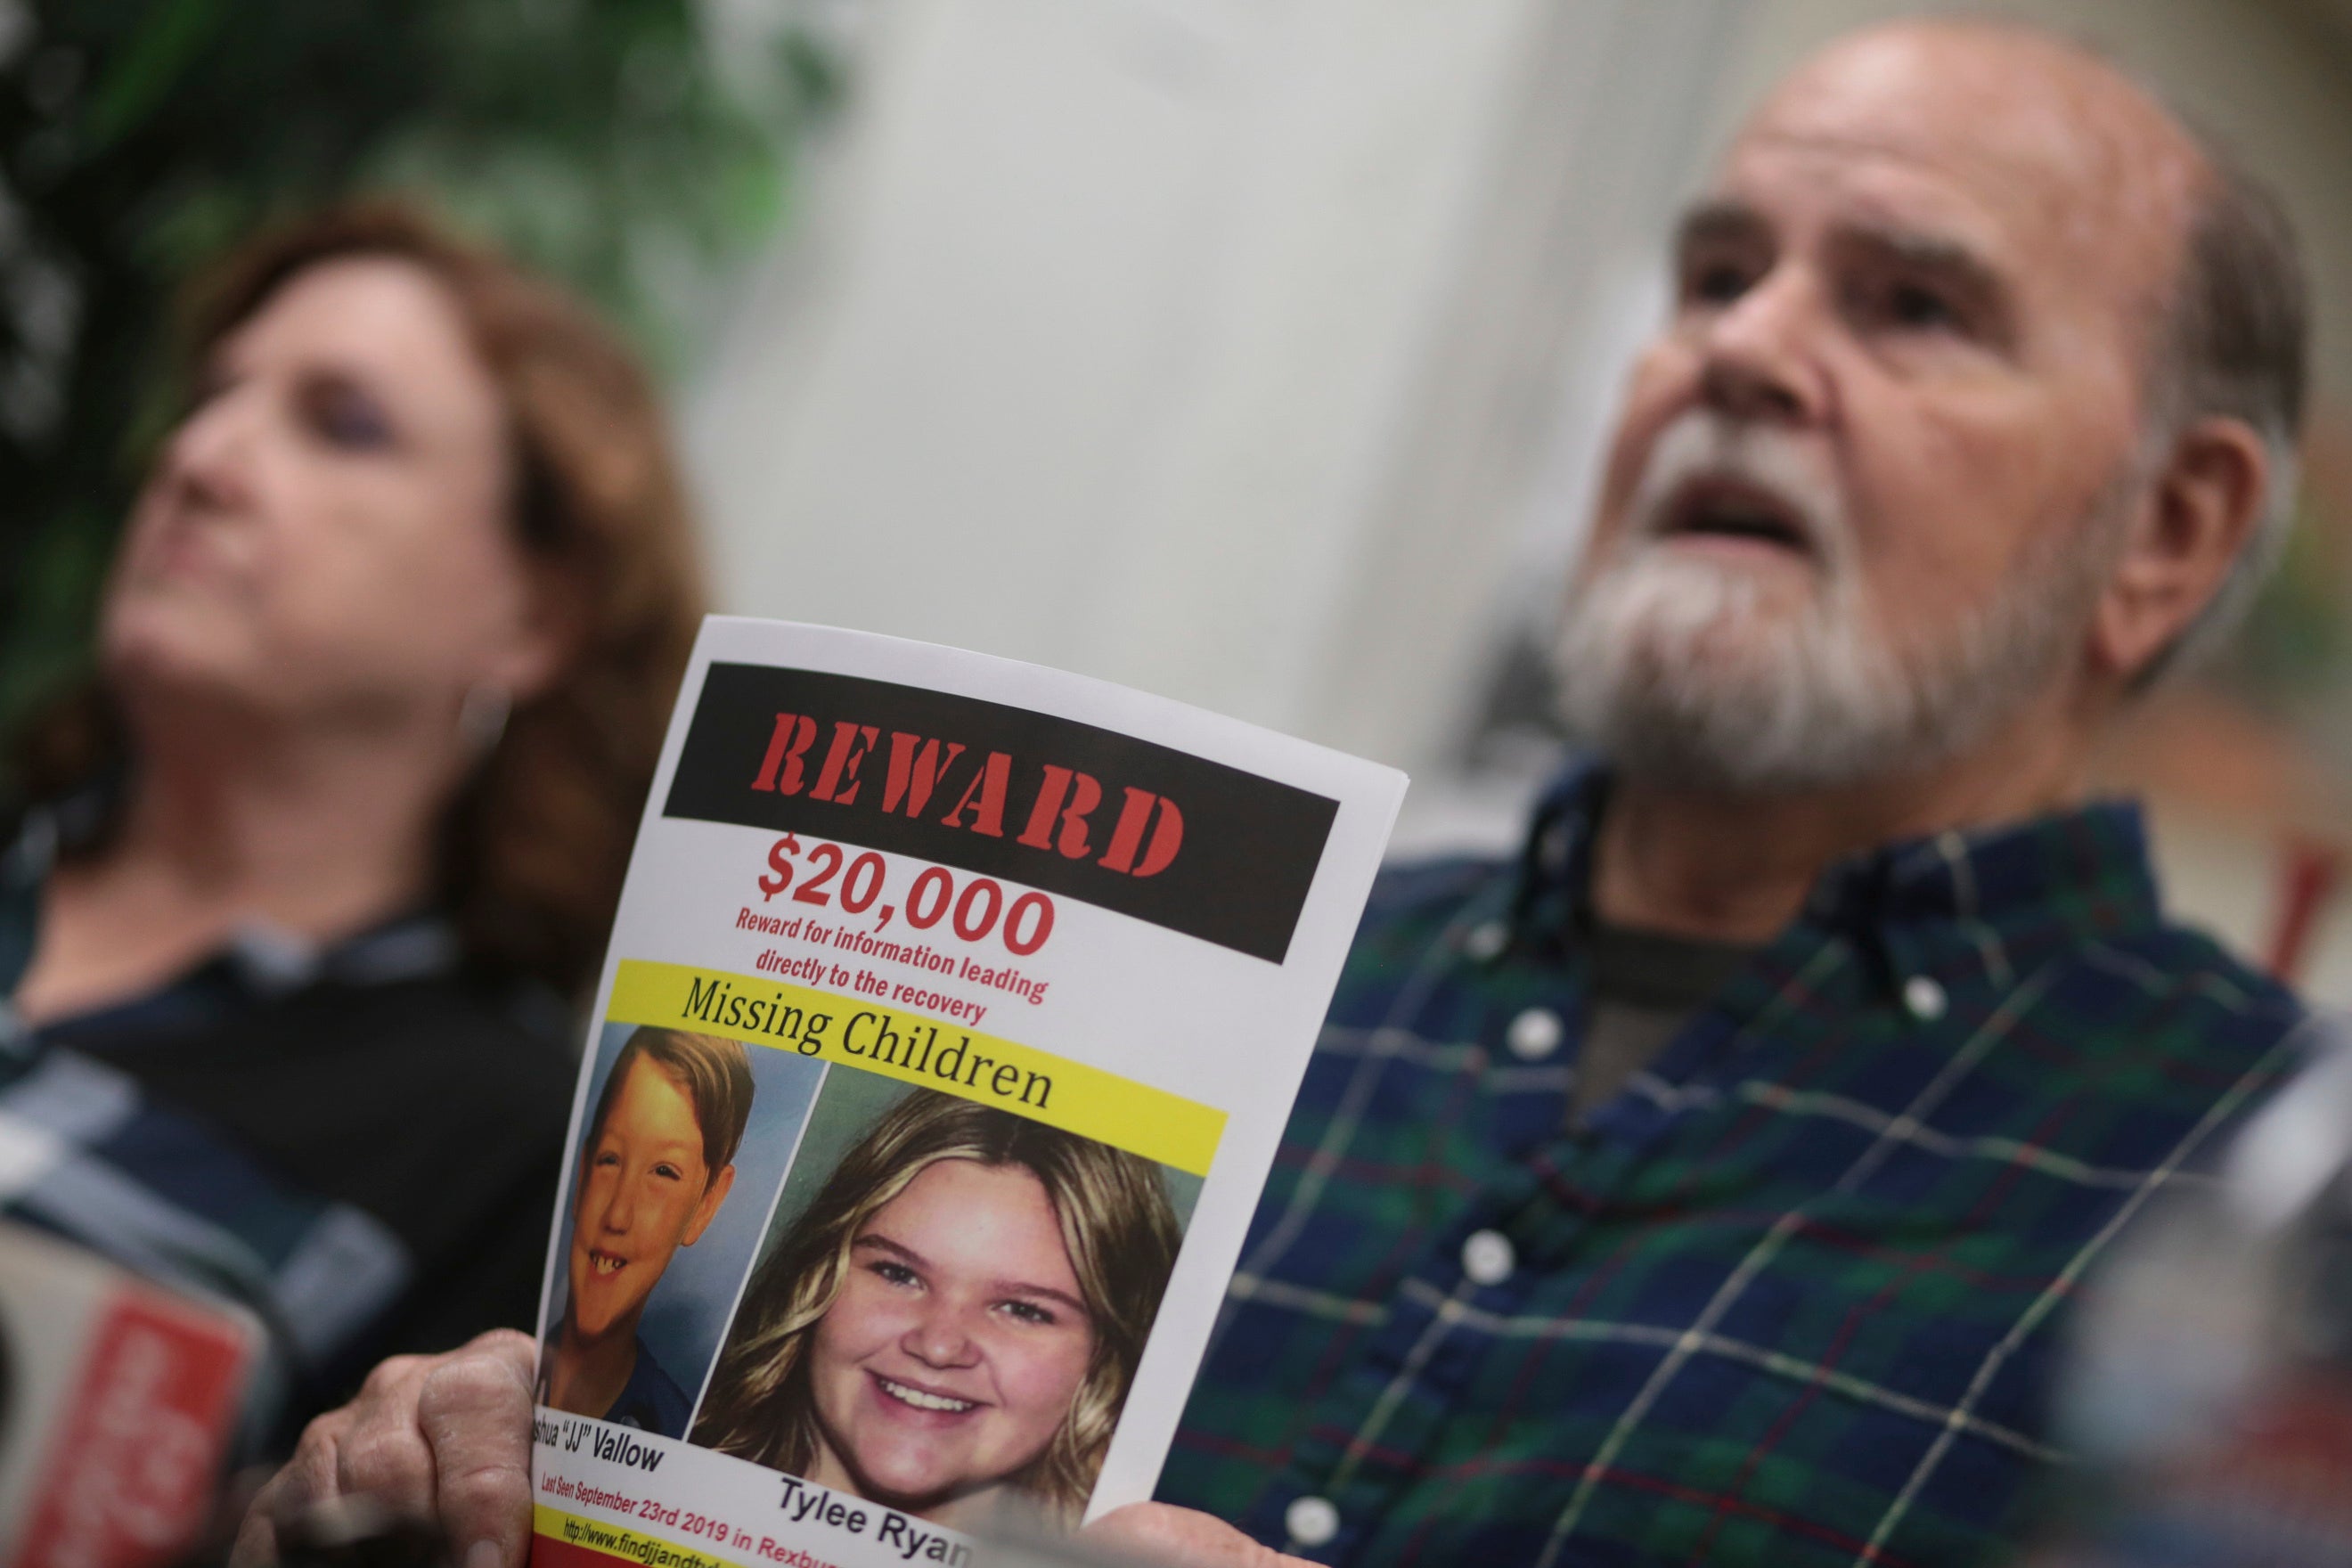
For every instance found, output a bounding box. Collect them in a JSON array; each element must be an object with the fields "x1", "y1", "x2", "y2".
[{"x1": 299, "y1": 371, "x2": 400, "y2": 453}]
